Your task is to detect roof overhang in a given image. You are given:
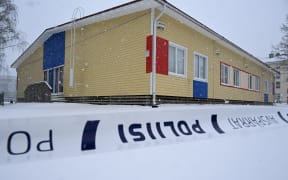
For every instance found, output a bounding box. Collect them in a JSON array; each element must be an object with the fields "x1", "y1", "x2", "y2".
[{"x1": 11, "y1": 0, "x2": 275, "y2": 74}]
